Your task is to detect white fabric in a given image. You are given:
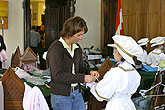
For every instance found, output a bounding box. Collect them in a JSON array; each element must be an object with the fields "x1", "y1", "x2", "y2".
[
  {"x1": 23, "y1": 83, "x2": 49, "y2": 110},
  {"x1": 108, "y1": 35, "x2": 143, "y2": 65},
  {"x1": 90, "y1": 61, "x2": 141, "y2": 110},
  {"x1": 137, "y1": 50, "x2": 148, "y2": 65},
  {"x1": 43, "y1": 51, "x2": 47, "y2": 60},
  {"x1": 147, "y1": 49, "x2": 165, "y2": 67},
  {"x1": 15, "y1": 67, "x2": 30, "y2": 79},
  {"x1": 137, "y1": 38, "x2": 149, "y2": 46},
  {"x1": 0, "y1": 81, "x2": 4, "y2": 110}
]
